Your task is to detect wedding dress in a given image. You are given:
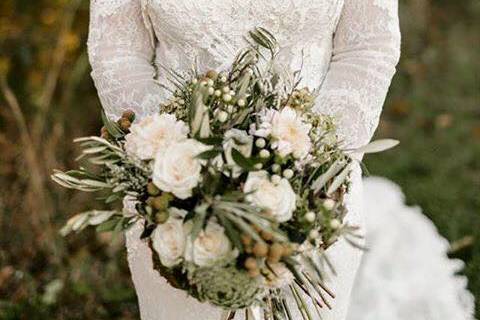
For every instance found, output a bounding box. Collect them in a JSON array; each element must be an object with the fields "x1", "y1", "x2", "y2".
[{"x1": 87, "y1": 0, "x2": 474, "y2": 319}]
